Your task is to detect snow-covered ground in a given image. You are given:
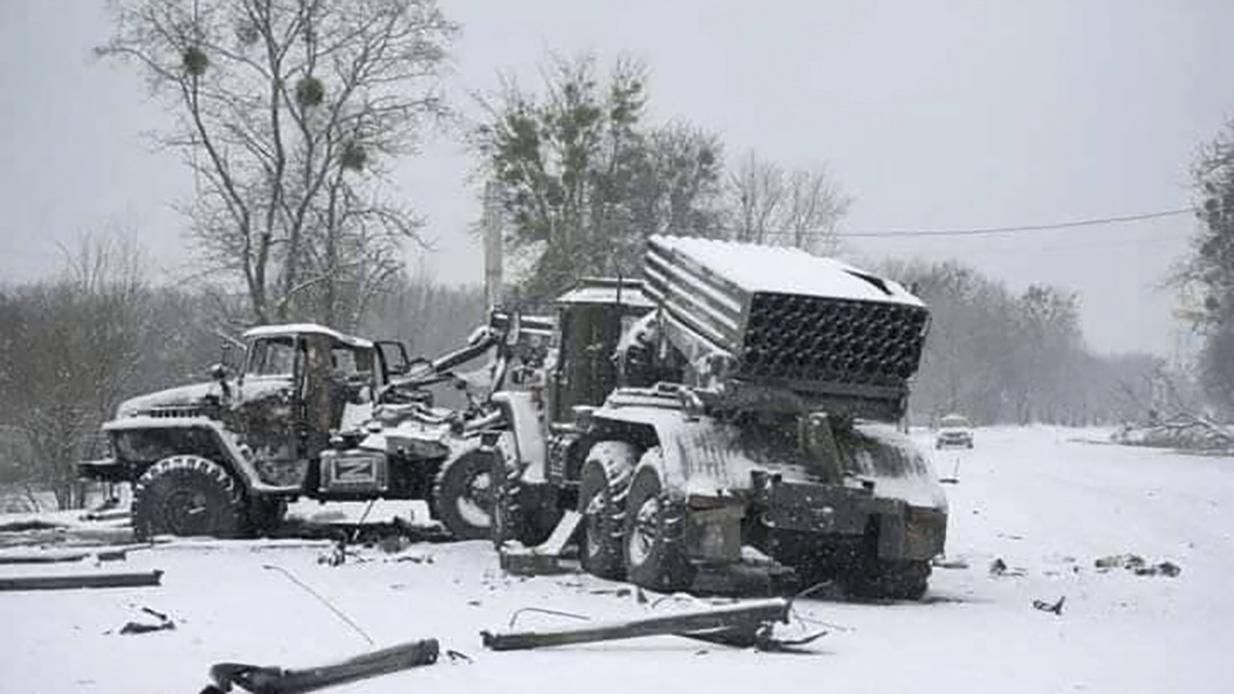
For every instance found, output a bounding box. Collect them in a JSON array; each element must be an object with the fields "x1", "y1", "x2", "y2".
[{"x1": 1, "y1": 427, "x2": 1231, "y2": 693}]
